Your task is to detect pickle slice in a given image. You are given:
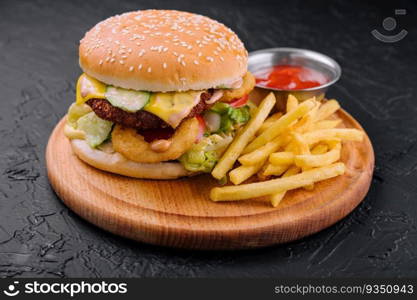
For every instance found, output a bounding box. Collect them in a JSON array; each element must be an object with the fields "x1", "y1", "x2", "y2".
[{"x1": 105, "y1": 86, "x2": 150, "y2": 112}]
